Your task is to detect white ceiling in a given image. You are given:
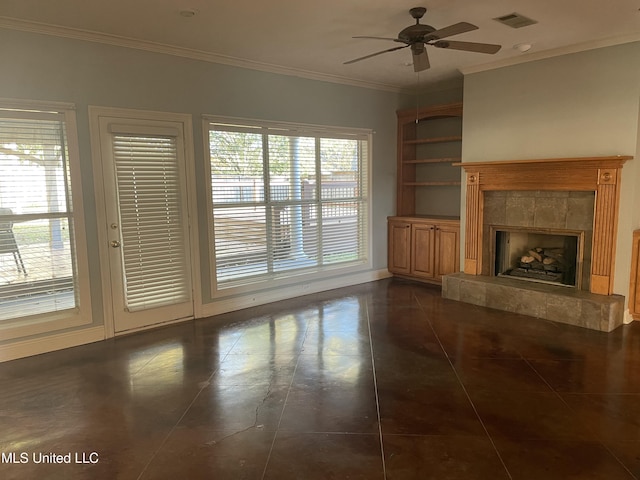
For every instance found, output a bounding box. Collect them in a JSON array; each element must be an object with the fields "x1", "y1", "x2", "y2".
[{"x1": 1, "y1": 0, "x2": 639, "y2": 91}]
